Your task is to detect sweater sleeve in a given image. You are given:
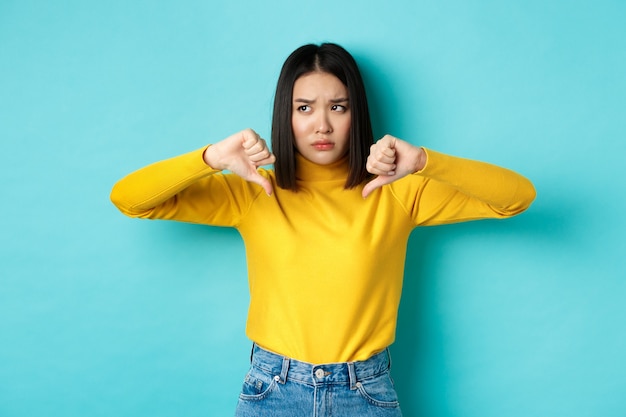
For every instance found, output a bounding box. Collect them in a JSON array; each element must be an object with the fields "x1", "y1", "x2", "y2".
[
  {"x1": 110, "y1": 146, "x2": 265, "y2": 227},
  {"x1": 391, "y1": 148, "x2": 536, "y2": 226}
]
